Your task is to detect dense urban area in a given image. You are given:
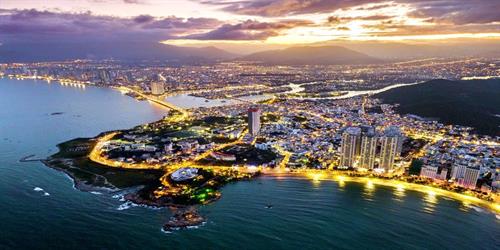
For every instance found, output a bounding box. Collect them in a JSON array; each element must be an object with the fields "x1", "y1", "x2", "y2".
[{"x1": 2, "y1": 58, "x2": 499, "y2": 222}]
